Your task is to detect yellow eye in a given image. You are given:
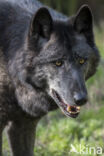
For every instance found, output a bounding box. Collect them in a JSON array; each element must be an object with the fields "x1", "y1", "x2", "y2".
[
  {"x1": 55, "y1": 60, "x2": 63, "y2": 67},
  {"x1": 79, "y1": 59, "x2": 85, "y2": 64}
]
